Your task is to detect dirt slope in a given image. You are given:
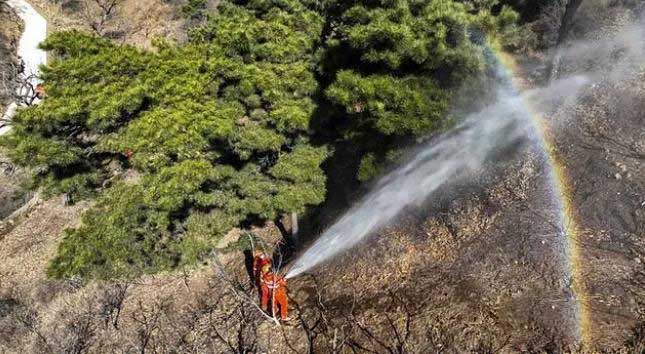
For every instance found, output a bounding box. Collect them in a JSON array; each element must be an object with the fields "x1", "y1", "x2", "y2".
[{"x1": 0, "y1": 1, "x2": 643, "y2": 353}]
